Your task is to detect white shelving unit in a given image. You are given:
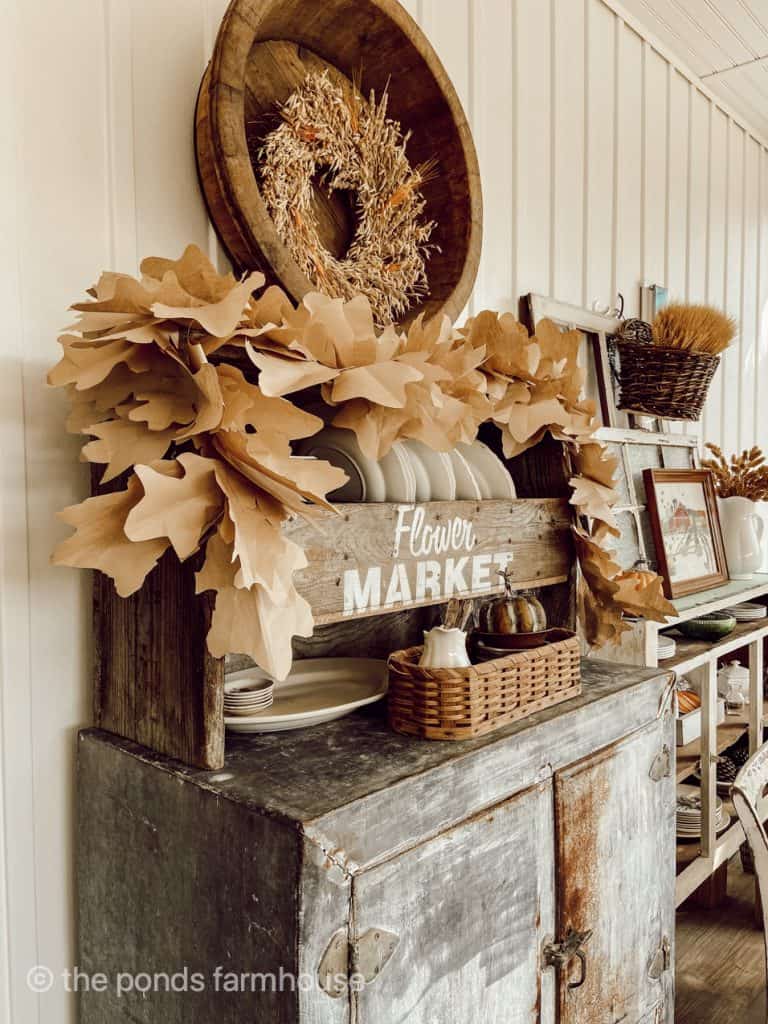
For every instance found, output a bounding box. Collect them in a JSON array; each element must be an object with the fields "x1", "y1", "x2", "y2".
[{"x1": 602, "y1": 575, "x2": 768, "y2": 906}]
